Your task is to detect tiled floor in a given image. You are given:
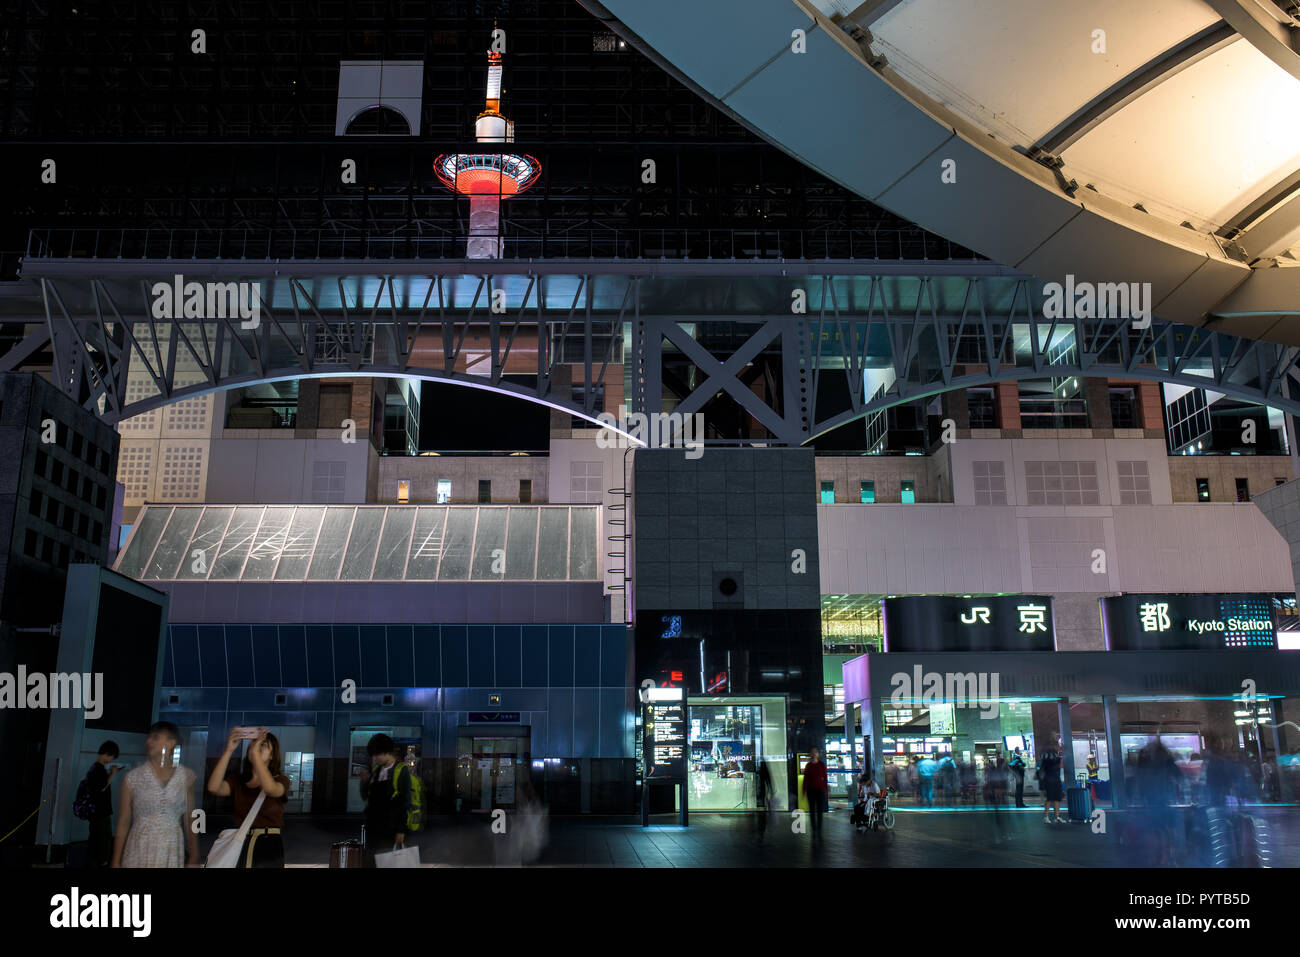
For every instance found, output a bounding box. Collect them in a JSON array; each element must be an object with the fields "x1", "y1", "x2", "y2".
[{"x1": 272, "y1": 806, "x2": 1300, "y2": 868}]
